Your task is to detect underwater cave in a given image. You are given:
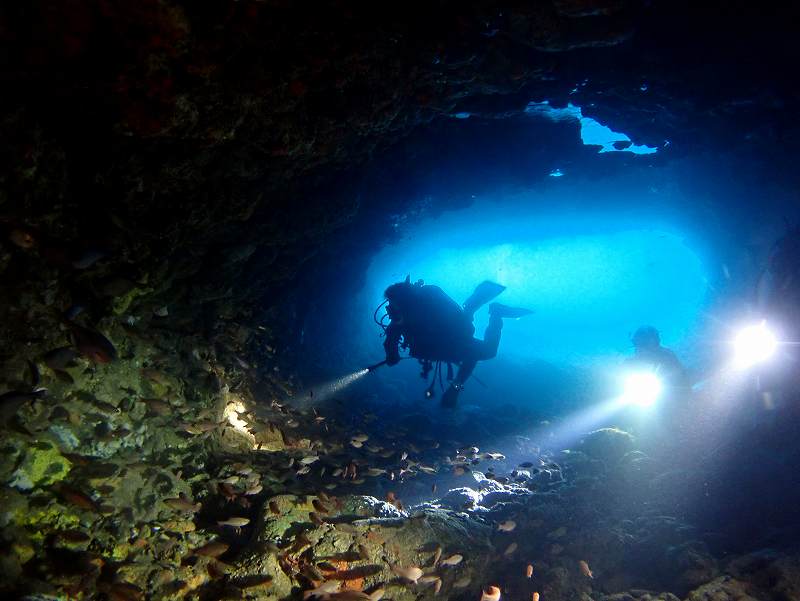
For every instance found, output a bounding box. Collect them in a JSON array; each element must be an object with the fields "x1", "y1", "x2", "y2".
[{"x1": 2, "y1": 2, "x2": 800, "y2": 600}]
